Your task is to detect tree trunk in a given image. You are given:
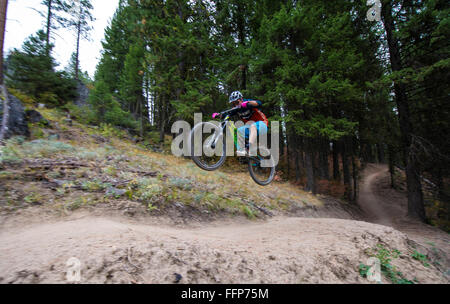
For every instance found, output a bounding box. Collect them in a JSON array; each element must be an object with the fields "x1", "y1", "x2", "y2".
[
  {"x1": 377, "y1": 143, "x2": 385, "y2": 163},
  {"x1": 388, "y1": 144, "x2": 396, "y2": 189},
  {"x1": 159, "y1": 95, "x2": 166, "y2": 146},
  {"x1": 341, "y1": 139, "x2": 352, "y2": 201},
  {"x1": 305, "y1": 138, "x2": 316, "y2": 194},
  {"x1": 45, "y1": 0, "x2": 52, "y2": 56},
  {"x1": 381, "y1": 1, "x2": 426, "y2": 221},
  {"x1": 240, "y1": 65, "x2": 247, "y2": 91},
  {"x1": 236, "y1": 2, "x2": 246, "y2": 91},
  {"x1": 352, "y1": 154, "x2": 358, "y2": 202},
  {"x1": 0, "y1": 0, "x2": 7, "y2": 143},
  {"x1": 286, "y1": 132, "x2": 294, "y2": 179},
  {"x1": 0, "y1": 0, "x2": 8, "y2": 84},
  {"x1": 436, "y1": 168, "x2": 448, "y2": 203},
  {"x1": 139, "y1": 94, "x2": 143, "y2": 138},
  {"x1": 319, "y1": 138, "x2": 330, "y2": 180},
  {"x1": 295, "y1": 136, "x2": 302, "y2": 182},
  {"x1": 332, "y1": 140, "x2": 340, "y2": 181},
  {"x1": 75, "y1": 19, "x2": 81, "y2": 80}
]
